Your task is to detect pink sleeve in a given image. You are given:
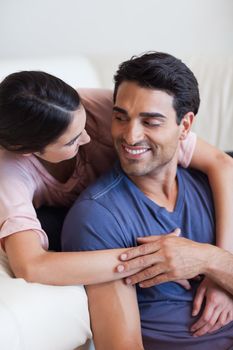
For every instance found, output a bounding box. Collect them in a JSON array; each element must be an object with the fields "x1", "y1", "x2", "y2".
[
  {"x1": 78, "y1": 88, "x2": 117, "y2": 177},
  {"x1": 178, "y1": 131, "x2": 197, "y2": 168},
  {"x1": 0, "y1": 154, "x2": 48, "y2": 250}
]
